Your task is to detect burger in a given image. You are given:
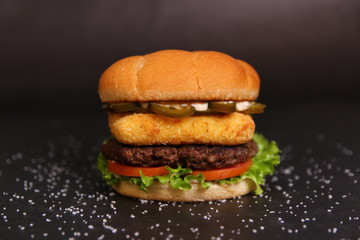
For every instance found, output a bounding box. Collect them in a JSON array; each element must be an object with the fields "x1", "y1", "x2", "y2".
[{"x1": 97, "y1": 50, "x2": 280, "y2": 202}]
